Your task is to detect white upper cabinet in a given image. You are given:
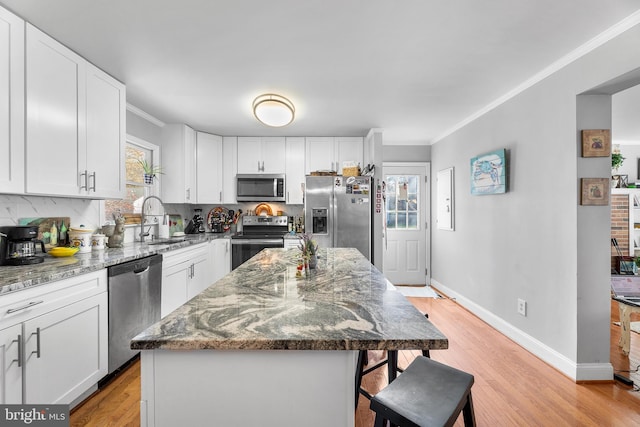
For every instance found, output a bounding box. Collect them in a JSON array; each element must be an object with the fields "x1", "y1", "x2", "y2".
[
  {"x1": 285, "y1": 137, "x2": 305, "y2": 205},
  {"x1": 335, "y1": 137, "x2": 364, "y2": 174},
  {"x1": 222, "y1": 137, "x2": 237, "y2": 203},
  {"x1": 26, "y1": 24, "x2": 86, "y2": 197},
  {"x1": 0, "y1": 7, "x2": 24, "y2": 194},
  {"x1": 85, "y1": 63, "x2": 126, "y2": 198},
  {"x1": 305, "y1": 137, "x2": 363, "y2": 175},
  {"x1": 305, "y1": 137, "x2": 334, "y2": 174},
  {"x1": 237, "y1": 137, "x2": 286, "y2": 174},
  {"x1": 160, "y1": 124, "x2": 196, "y2": 203},
  {"x1": 195, "y1": 132, "x2": 223, "y2": 204},
  {"x1": 25, "y1": 24, "x2": 125, "y2": 198}
]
